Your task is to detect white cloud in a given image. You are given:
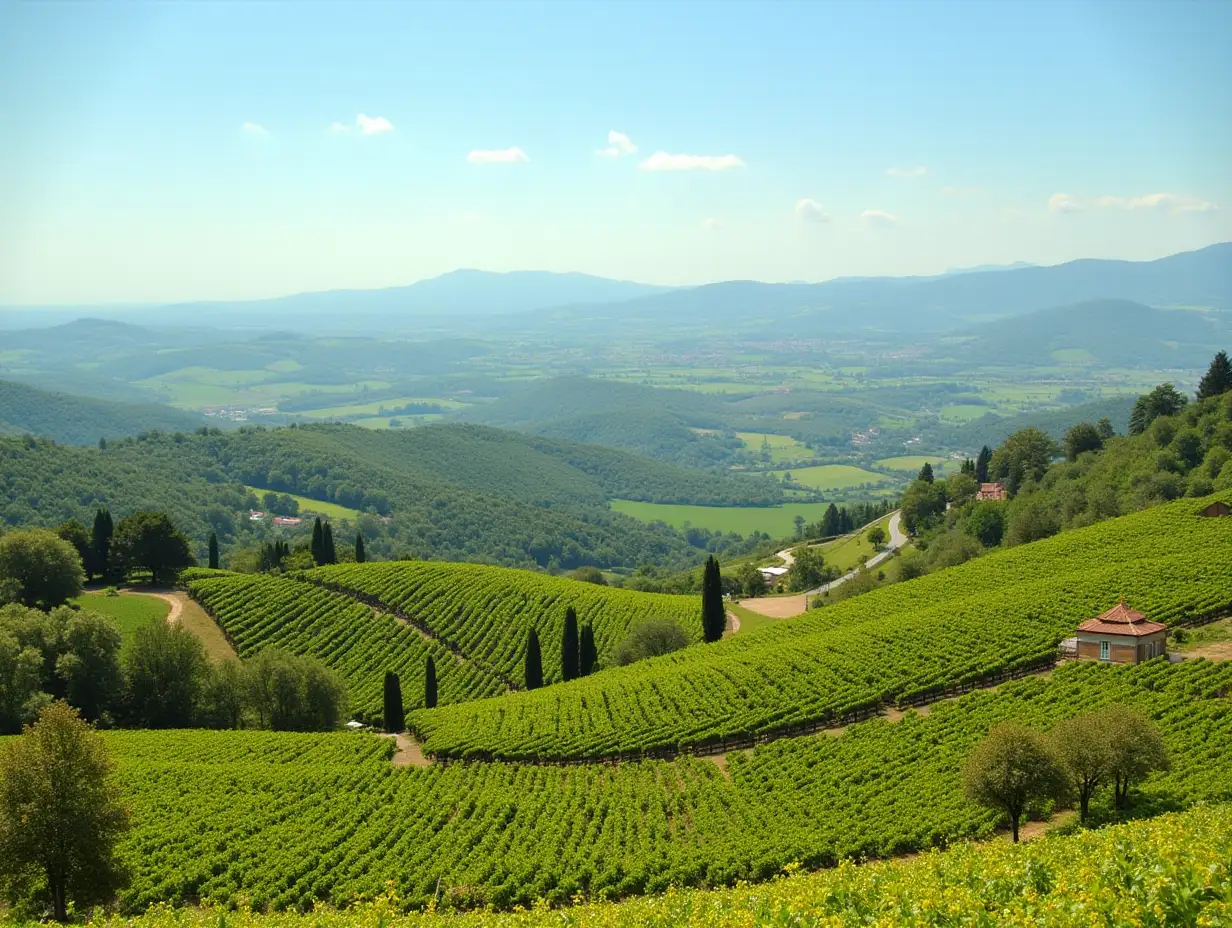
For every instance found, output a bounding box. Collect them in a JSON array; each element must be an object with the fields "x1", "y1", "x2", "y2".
[
  {"x1": 1050, "y1": 191, "x2": 1217, "y2": 214},
  {"x1": 860, "y1": 209, "x2": 899, "y2": 228},
  {"x1": 241, "y1": 121, "x2": 268, "y2": 135},
  {"x1": 794, "y1": 199, "x2": 831, "y2": 223},
  {"x1": 1048, "y1": 193, "x2": 1085, "y2": 213},
  {"x1": 357, "y1": 114, "x2": 394, "y2": 136},
  {"x1": 596, "y1": 131, "x2": 637, "y2": 157},
  {"x1": 941, "y1": 185, "x2": 982, "y2": 196},
  {"x1": 886, "y1": 166, "x2": 928, "y2": 178},
  {"x1": 701, "y1": 217, "x2": 723, "y2": 230},
  {"x1": 467, "y1": 147, "x2": 530, "y2": 164},
  {"x1": 639, "y1": 152, "x2": 745, "y2": 172}
]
